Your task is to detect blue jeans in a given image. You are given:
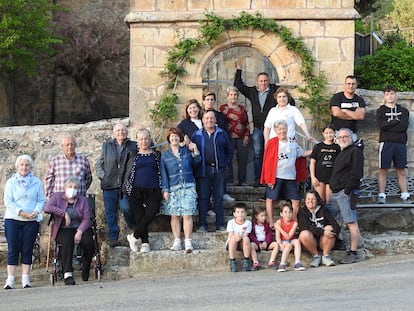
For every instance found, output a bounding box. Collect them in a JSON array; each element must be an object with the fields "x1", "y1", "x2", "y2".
[
  {"x1": 4, "y1": 219, "x2": 39, "y2": 265},
  {"x1": 103, "y1": 189, "x2": 135, "y2": 241},
  {"x1": 197, "y1": 166, "x2": 225, "y2": 229},
  {"x1": 251, "y1": 128, "x2": 264, "y2": 182}
]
